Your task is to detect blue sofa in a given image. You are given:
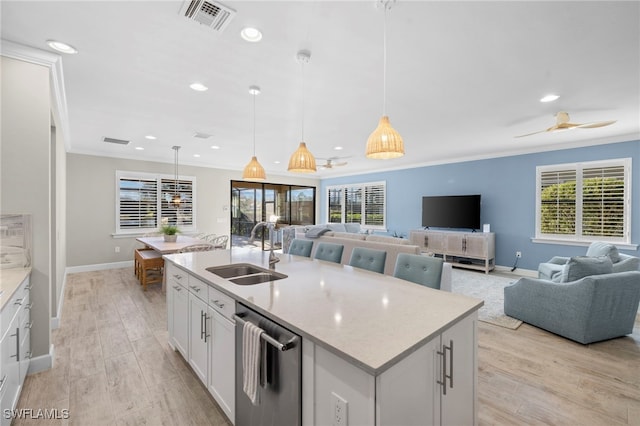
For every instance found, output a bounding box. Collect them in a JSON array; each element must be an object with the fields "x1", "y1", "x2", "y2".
[{"x1": 504, "y1": 270, "x2": 640, "y2": 344}]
